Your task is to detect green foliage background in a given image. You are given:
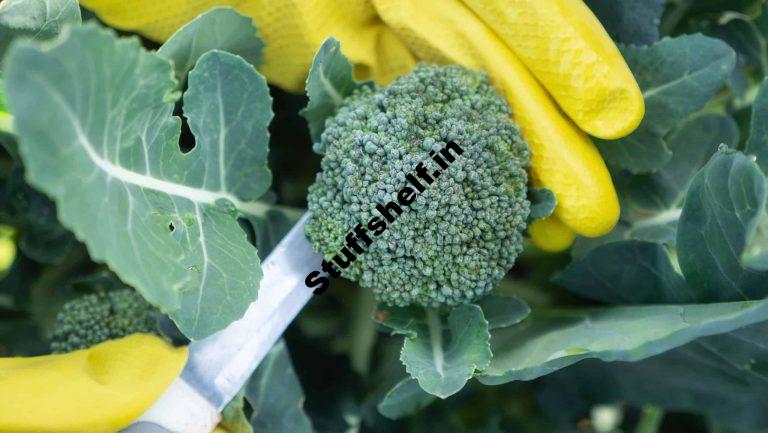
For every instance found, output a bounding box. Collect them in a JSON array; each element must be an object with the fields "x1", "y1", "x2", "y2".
[{"x1": 3, "y1": 1, "x2": 768, "y2": 432}]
